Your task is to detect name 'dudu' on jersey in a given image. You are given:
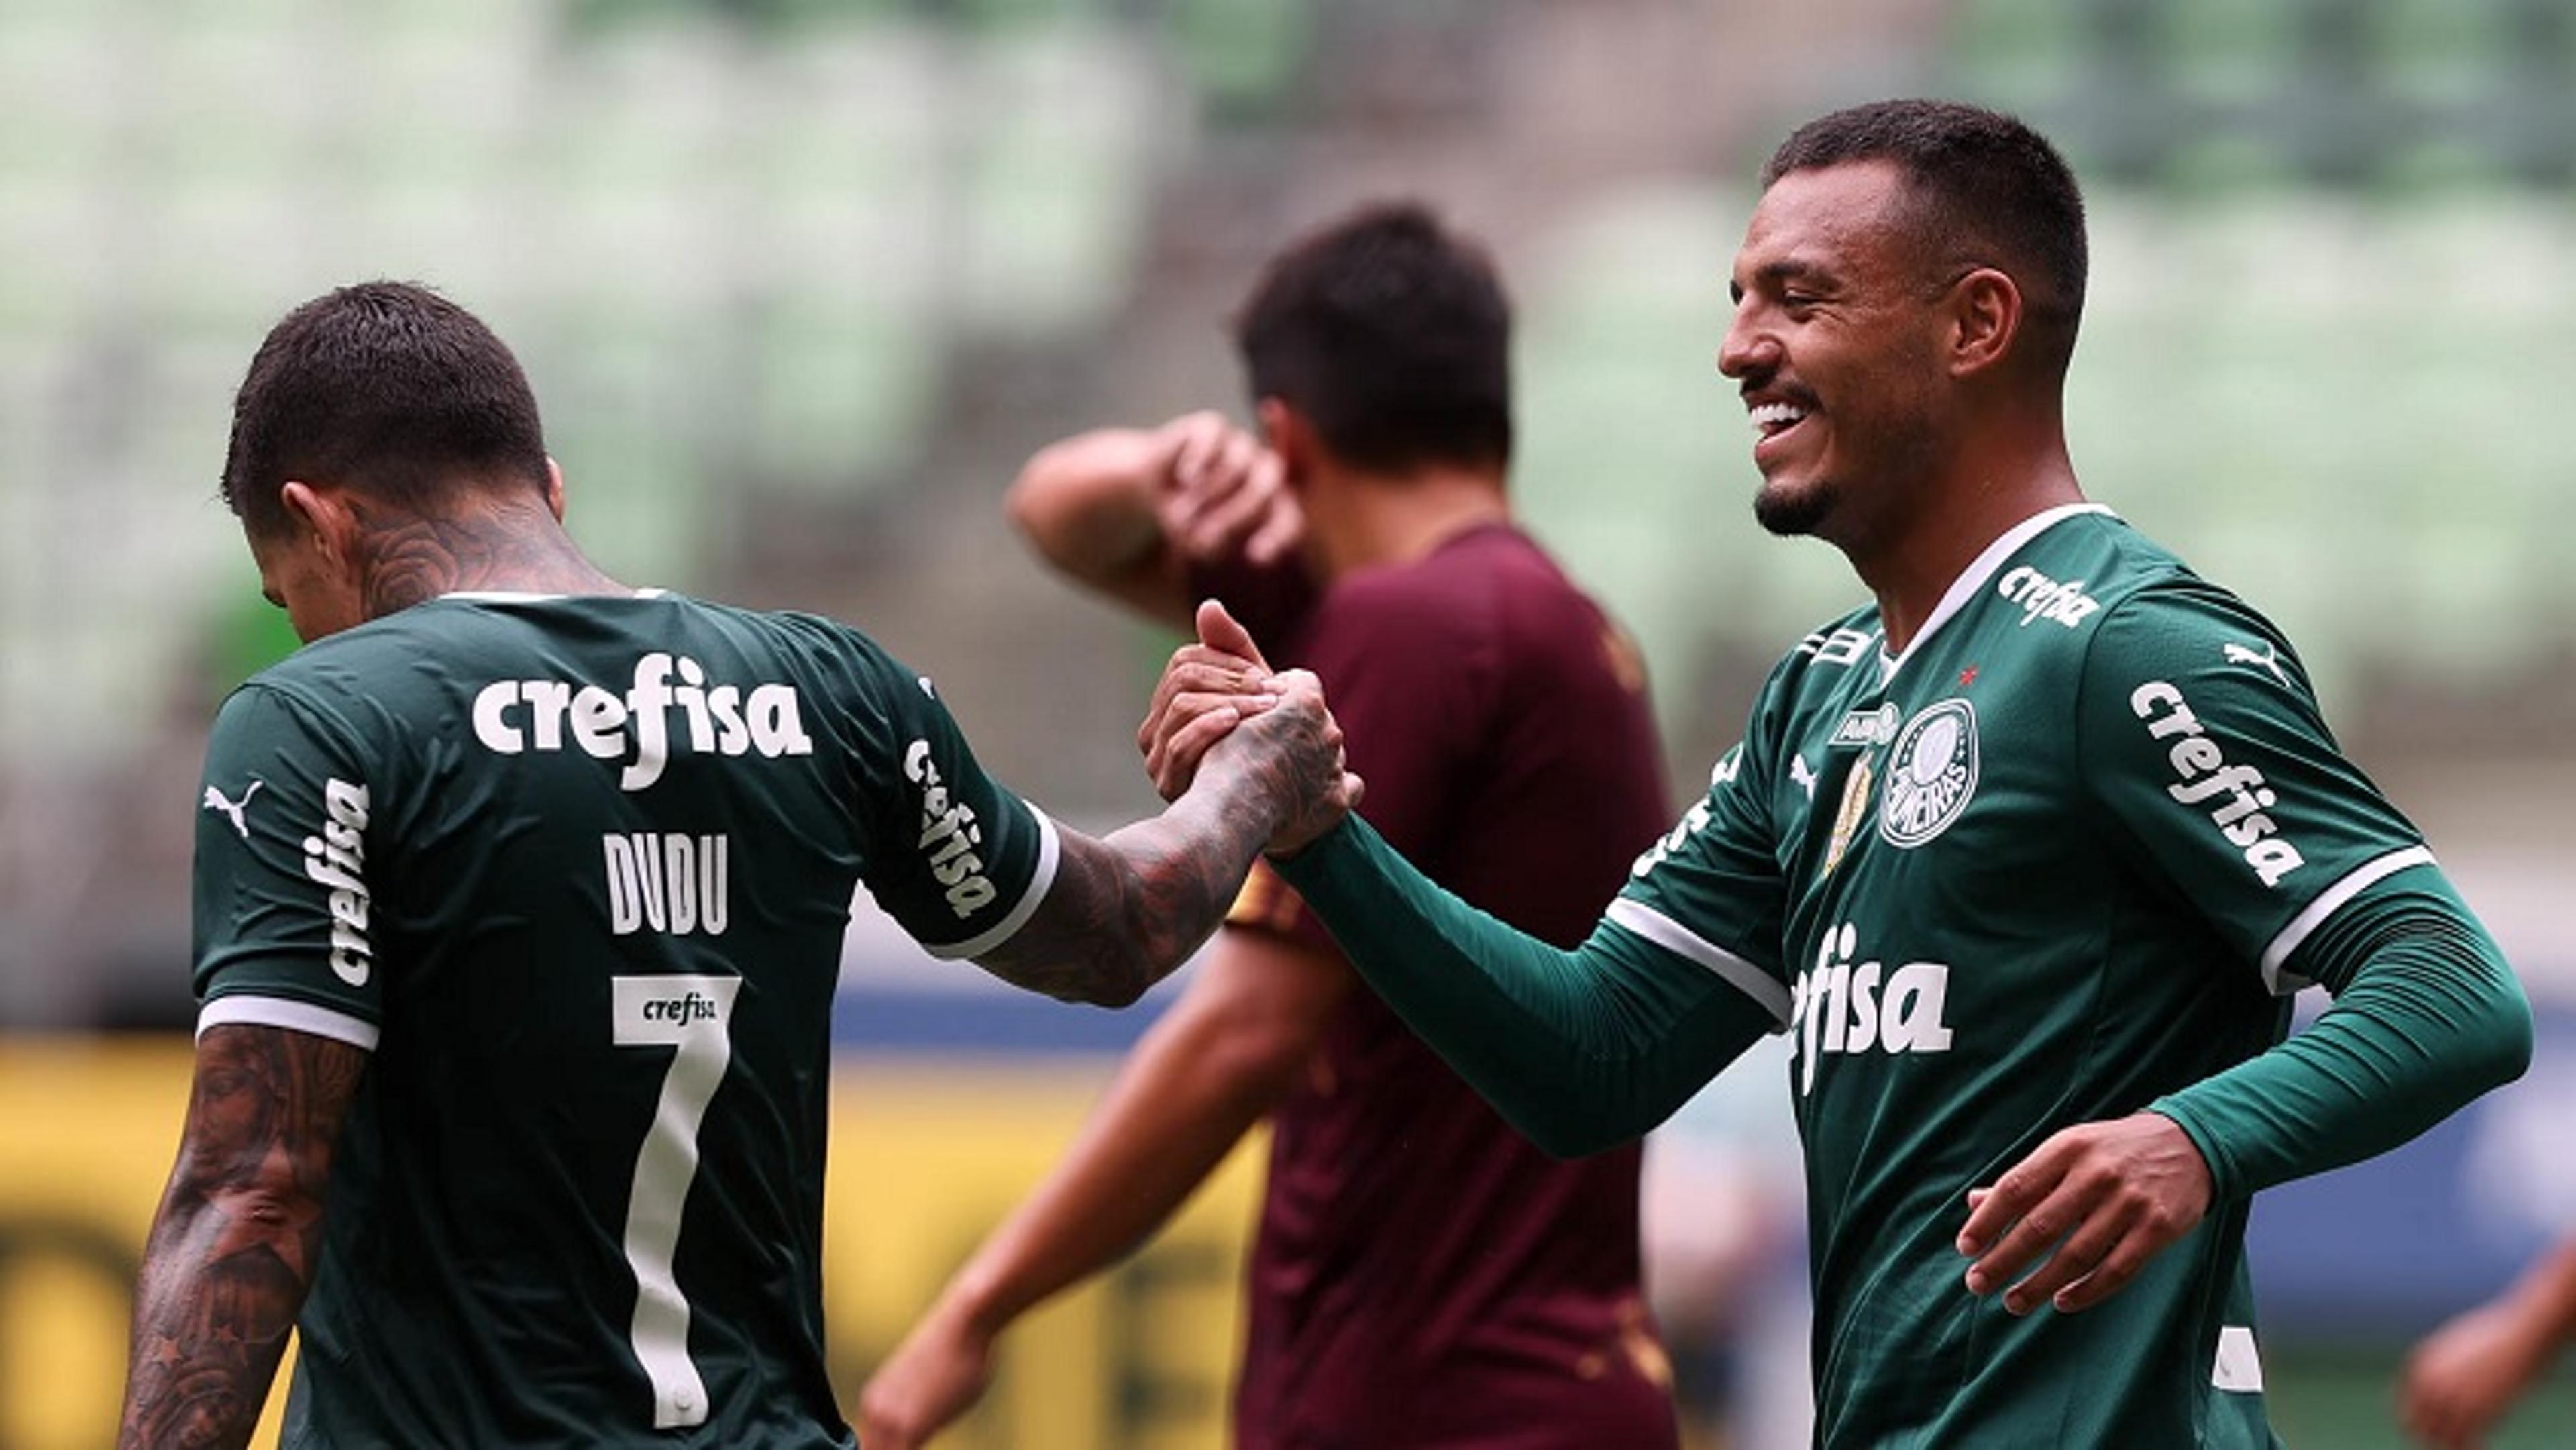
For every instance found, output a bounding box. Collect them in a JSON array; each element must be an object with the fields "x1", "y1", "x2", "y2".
[
  {"x1": 472, "y1": 651, "x2": 812, "y2": 792},
  {"x1": 602, "y1": 833, "x2": 731, "y2": 937}
]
